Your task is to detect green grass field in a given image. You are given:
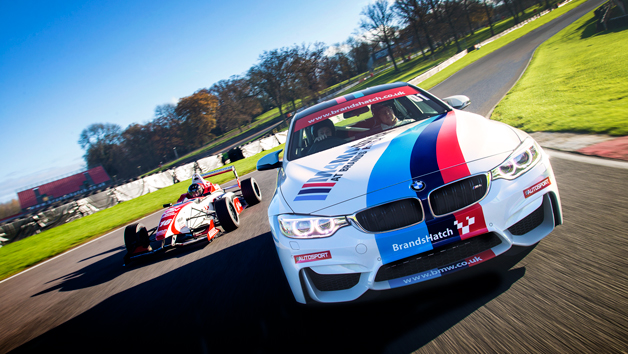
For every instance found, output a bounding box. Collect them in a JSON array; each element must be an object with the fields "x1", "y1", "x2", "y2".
[
  {"x1": 491, "y1": 9, "x2": 628, "y2": 135},
  {"x1": 0, "y1": 145, "x2": 285, "y2": 281}
]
